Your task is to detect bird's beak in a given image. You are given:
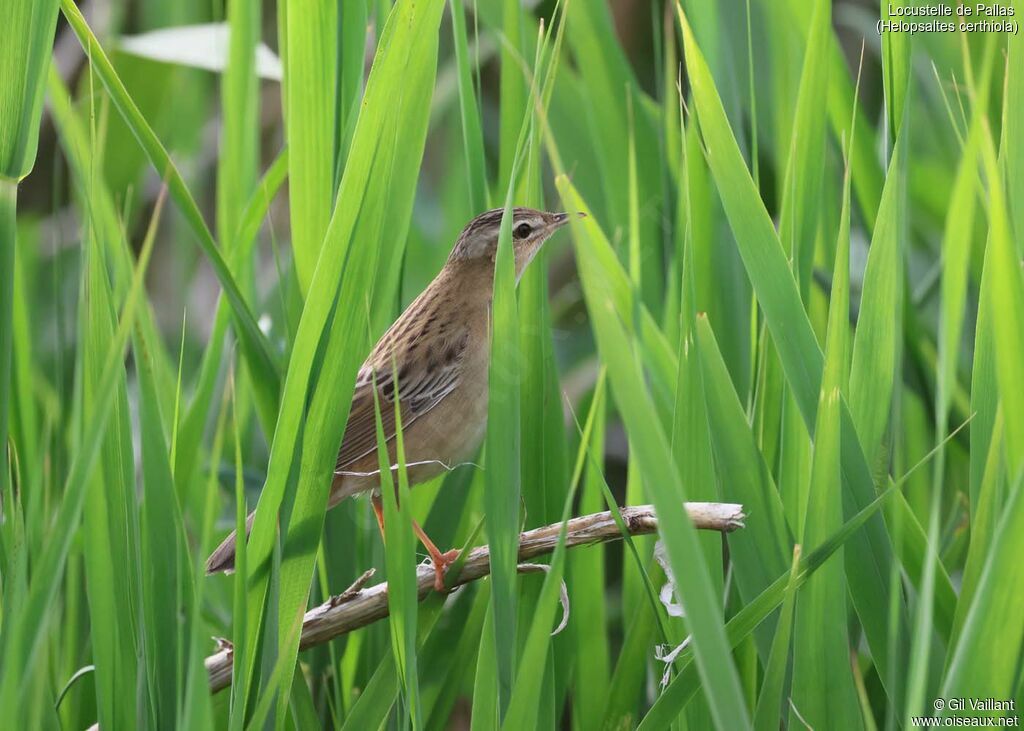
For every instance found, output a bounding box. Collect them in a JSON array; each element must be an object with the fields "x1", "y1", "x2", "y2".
[{"x1": 551, "y1": 211, "x2": 586, "y2": 228}]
